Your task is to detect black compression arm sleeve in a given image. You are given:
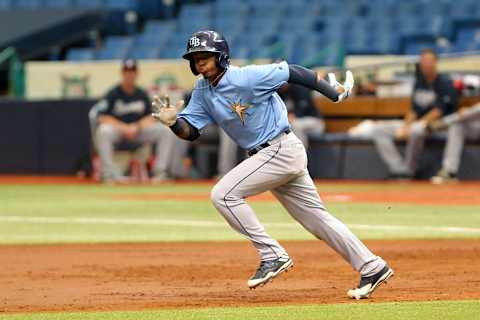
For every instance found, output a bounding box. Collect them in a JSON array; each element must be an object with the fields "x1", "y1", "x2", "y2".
[
  {"x1": 288, "y1": 64, "x2": 339, "y2": 102},
  {"x1": 169, "y1": 118, "x2": 200, "y2": 141}
]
